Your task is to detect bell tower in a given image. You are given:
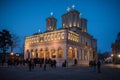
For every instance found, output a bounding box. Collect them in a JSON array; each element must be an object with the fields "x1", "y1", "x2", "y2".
[
  {"x1": 46, "y1": 12, "x2": 57, "y2": 31},
  {"x1": 80, "y1": 18, "x2": 87, "y2": 32},
  {"x1": 61, "y1": 5, "x2": 80, "y2": 28}
]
